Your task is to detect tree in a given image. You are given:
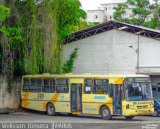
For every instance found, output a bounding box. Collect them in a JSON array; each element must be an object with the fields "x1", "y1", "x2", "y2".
[
  {"x1": 0, "y1": 0, "x2": 86, "y2": 92},
  {"x1": 113, "y1": 0, "x2": 157, "y2": 28},
  {"x1": 0, "y1": 1, "x2": 23, "y2": 92},
  {"x1": 113, "y1": 3, "x2": 128, "y2": 22},
  {"x1": 14, "y1": 0, "x2": 86, "y2": 74},
  {"x1": 152, "y1": 1, "x2": 160, "y2": 29}
]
